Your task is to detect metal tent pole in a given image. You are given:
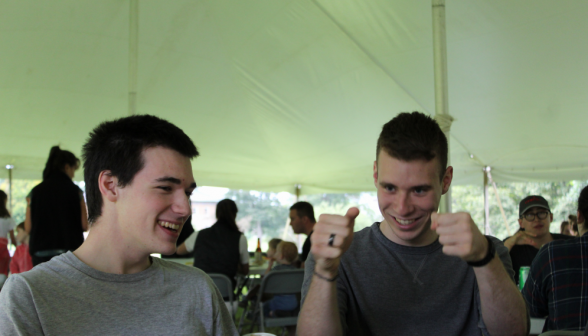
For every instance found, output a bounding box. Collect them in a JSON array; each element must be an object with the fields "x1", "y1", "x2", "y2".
[
  {"x1": 432, "y1": 0, "x2": 454, "y2": 213},
  {"x1": 129, "y1": 0, "x2": 139, "y2": 116},
  {"x1": 6, "y1": 165, "x2": 13, "y2": 213},
  {"x1": 483, "y1": 167, "x2": 491, "y2": 235}
]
